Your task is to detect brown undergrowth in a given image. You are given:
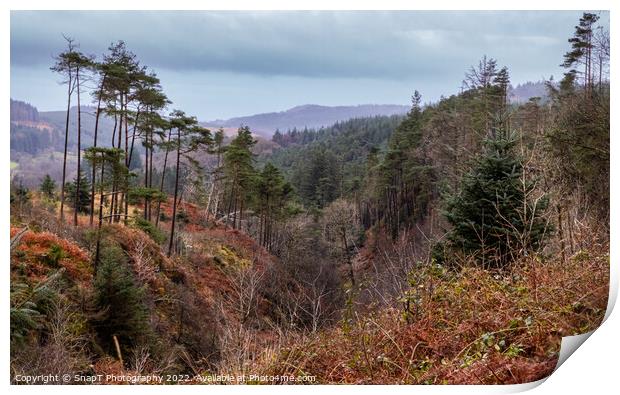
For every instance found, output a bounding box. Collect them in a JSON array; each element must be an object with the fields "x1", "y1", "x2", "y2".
[{"x1": 251, "y1": 242, "x2": 609, "y2": 384}]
